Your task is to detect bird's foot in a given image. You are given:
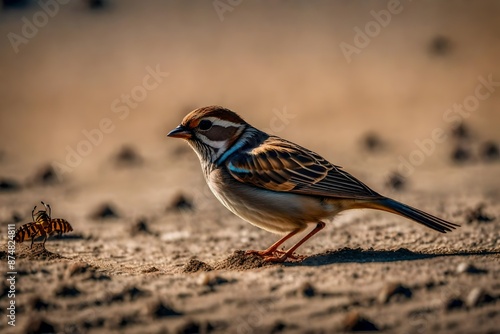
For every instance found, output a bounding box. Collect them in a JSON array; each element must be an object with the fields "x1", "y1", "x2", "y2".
[{"x1": 245, "y1": 249, "x2": 305, "y2": 263}]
